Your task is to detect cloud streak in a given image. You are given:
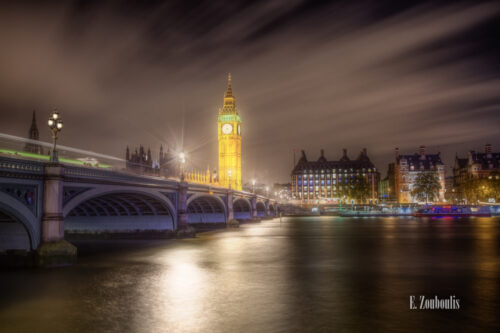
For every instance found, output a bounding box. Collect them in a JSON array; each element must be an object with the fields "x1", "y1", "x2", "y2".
[{"x1": 0, "y1": 1, "x2": 499, "y2": 182}]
